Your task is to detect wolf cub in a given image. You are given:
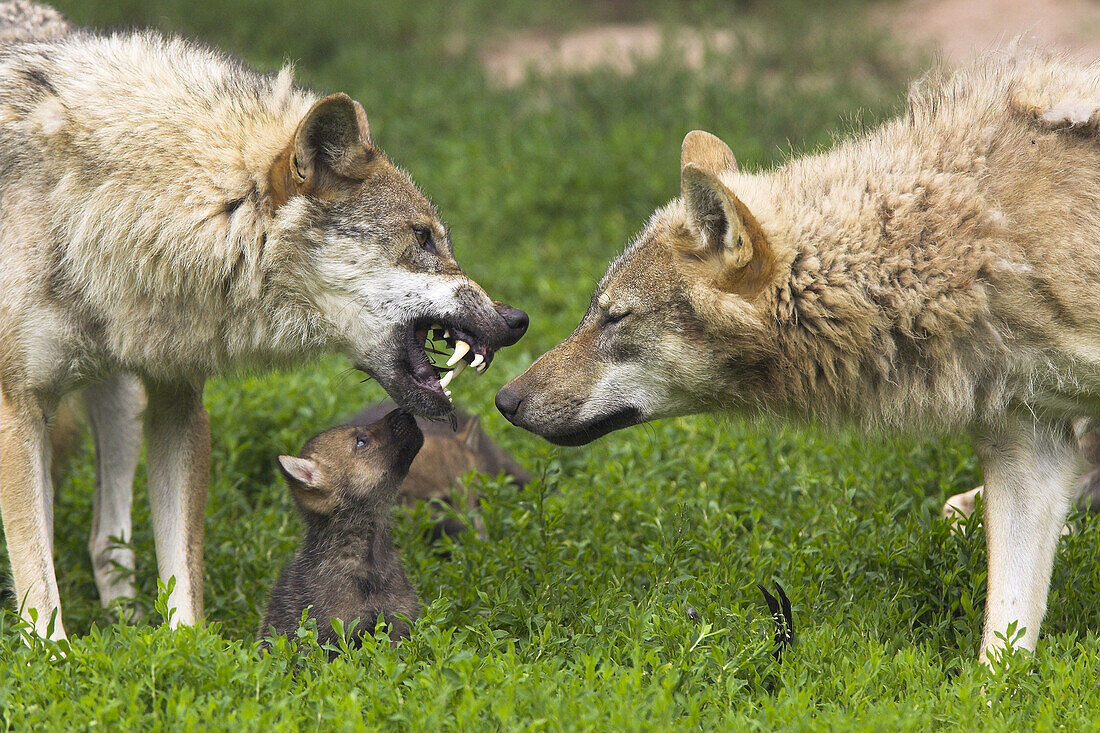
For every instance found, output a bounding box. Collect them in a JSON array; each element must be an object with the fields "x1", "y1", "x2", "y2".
[
  {"x1": 349, "y1": 401, "x2": 533, "y2": 540},
  {"x1": 260, "y1": 410, "x2": 422, "y2": 651}
]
